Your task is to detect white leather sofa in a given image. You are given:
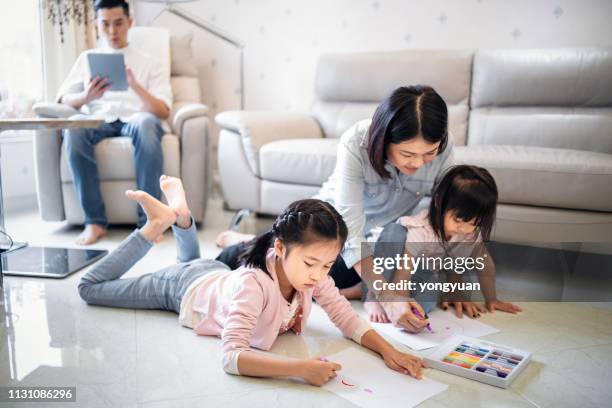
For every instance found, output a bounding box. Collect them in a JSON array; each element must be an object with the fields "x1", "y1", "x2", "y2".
[
  {"x1": 32, "y1": 27, "x2": 210, "y2": 224},
  {"x1": 217, "y1": 48, "x2": 612, "y2": 242}
]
